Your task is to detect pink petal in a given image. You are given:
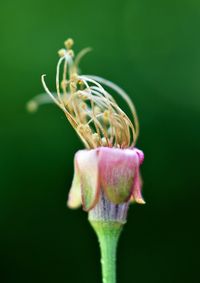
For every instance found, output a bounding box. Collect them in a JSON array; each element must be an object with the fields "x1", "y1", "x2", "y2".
[
  {"x1": 135, "y1": 148, "x2": 144, "y2": 164},
  {"x1": 67, "y1": 157, "x2": 82, "y2": 209},
  {"x1": 76, "y1": 149, "x2": 100, "y2": 211},
  {"x1": 131, "y1": 167, "x2": 145, "y2": 204},
  {"x1": 98, "y1": 147, "x2": 140, "y2": 204}
]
